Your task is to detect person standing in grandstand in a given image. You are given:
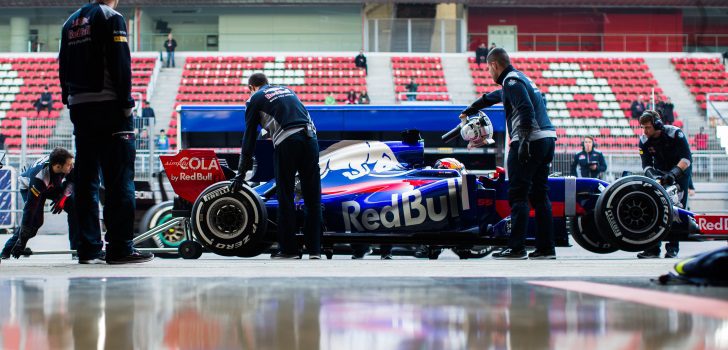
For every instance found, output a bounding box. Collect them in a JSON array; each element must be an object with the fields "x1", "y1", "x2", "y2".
[
  {"x1": 34, "y1": 86, "x2": 53, "y2": 116},
  {"x1": 570, "y1": 136, "x2": 607, "y2": 179},
  {"x1": 164, "y1": 33, "x2": 177, "y2": 68},
  {"x1": 475, "y1": 43, "x2": 488, "y2": 65},
  {"x1": 59, "y1": 0, "x2": 153, "y2": 264},
  {"x1": 631, "y1": 95, "x2": 646, "y2": 119},
  {"x1": 460, "y1": 48, "x2": 557, "y2": 260},
  {"x1": 230, "y1": 73, "x2": 321, "y2": 259},
  {"x1": 637, "y1": 110, "x2": 692, "y2": 259},
  {"x1": 656, "y1": 96, "x2": 675, "y2": 125},
  {"x1": 354, "y1": 50, "x2": 367, "y2": 75},
  {"x1": 1, "y1": 148, "x2": 77, "y2": 262},
  {"x1": 405, "y1": 78, "x2": 418, "y2": 101}
]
